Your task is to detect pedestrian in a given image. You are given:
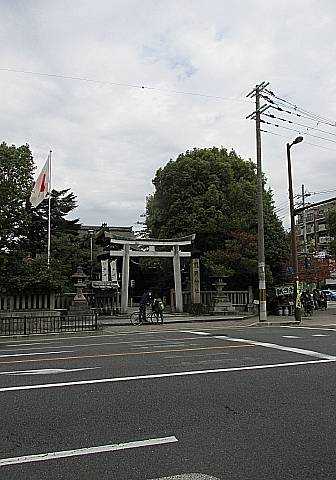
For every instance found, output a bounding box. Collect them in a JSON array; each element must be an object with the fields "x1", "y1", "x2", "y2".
[
  {"x1": 313, "y1": 289, "x2": 319, "y2": 310},
  {"x1": 152, "y1": 294, "x2": 164, "y2": 323},
  {"x1": 139, "y1": 290, "x2": 152, "y2": 323},
  {"x1": 319, "y1": 290, "x2": 327, "y2": 310}
]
